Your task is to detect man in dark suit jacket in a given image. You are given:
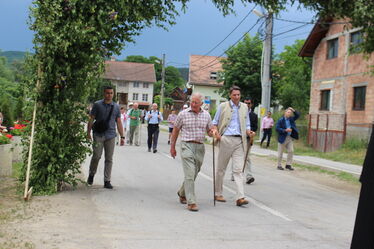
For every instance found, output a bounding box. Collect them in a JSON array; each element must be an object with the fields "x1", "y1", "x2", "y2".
[
  {"x1": 243, "y1": 97, "x2": 258, "y2": 184},
  {"x1": 276, "y1": 107, "x2": 299, "y2": 170},
  {"x1": 351, "y1": 124, "x2": 374, "y2": 248}
]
